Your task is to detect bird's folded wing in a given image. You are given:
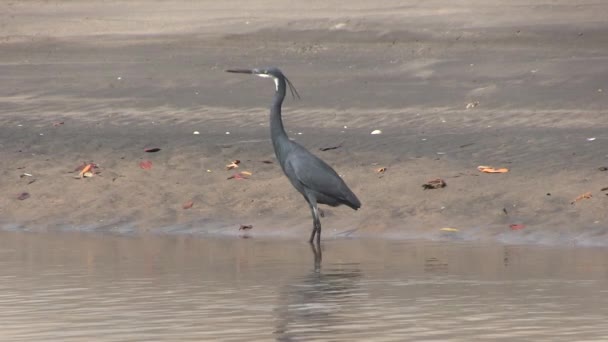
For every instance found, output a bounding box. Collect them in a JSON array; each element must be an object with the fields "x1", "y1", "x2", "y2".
[{"x1": 286, "y1": 153, "x2": 348, "y2": 196}]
